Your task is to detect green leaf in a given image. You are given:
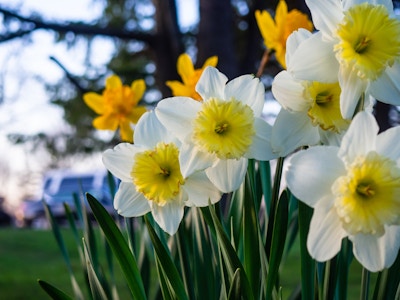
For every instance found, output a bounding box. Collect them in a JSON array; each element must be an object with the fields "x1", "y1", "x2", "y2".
[
  {"x1": 243, "y1": 172, "x2": 262, "y2": 296},
  {"x1": 82, "y1": 238, "x2": 109, "y2": 300},
  {"x1": 86, "y1": 193, "x2": 146, "y2": 300},
  {"x1": 298, "y1": 200, "x2": 315, "y2": 300},
  {"x1": 227, "y1": 268, "x2": 242, "y2": 300},
  {"x1": 202, "y1": 204, "x2": 254, "y2": 300},
  {"x1": 144, "y1": 215, "x2": 189, "y2": 300},
  {"x1": 43, "y1": 202, "x2": 85, "y2": 300},
  {"x1": 38, "y1": 280, "x2": 74, "y2": 300},
  {"x1": 266, "y1": 190, "x2": 289, "y2": 300}
]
